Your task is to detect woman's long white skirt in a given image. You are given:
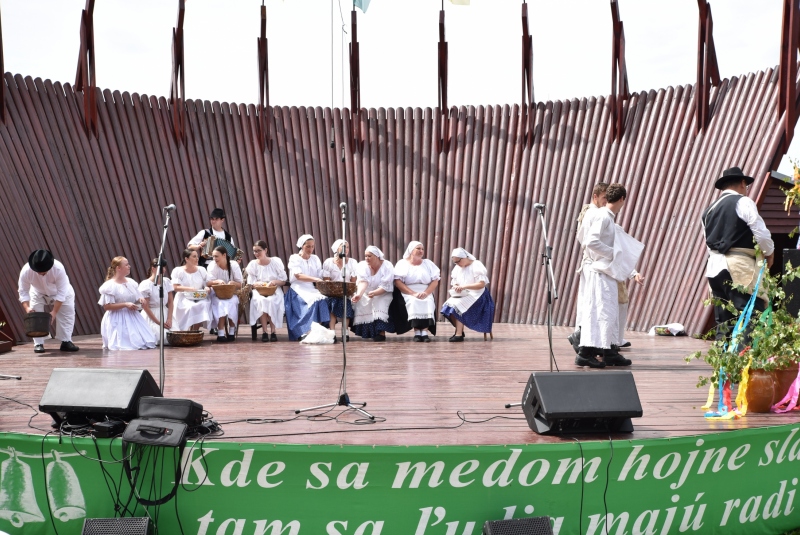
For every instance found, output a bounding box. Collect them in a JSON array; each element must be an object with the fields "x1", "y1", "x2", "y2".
[
  {"x1": 173, "y1": 294, "x2": 211, "y2": 331},
  {"x1": 210, "y1": 293, "x2": 240, "y2": 333},
  {"x1": 249, "y1": 289, "x2": 285, "y2": 328},
  {"x1": 101, "y1": 309, "x2": 157, "y2": 350},
  {"x1": 141, "y1": 305, "x2": 170, "y2": 345}
]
